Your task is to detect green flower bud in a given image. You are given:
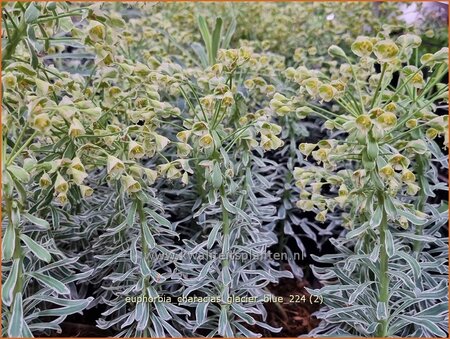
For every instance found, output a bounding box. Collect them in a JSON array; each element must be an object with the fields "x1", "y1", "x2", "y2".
[
  {"x1": 397, "y1": 34, "x2": 421, "y2": 48},
  {"x1": 328, "y1": 45, "x2": 347, "y2": 58},
  {"x1": 405, "y1": 140, "x2": 428, "y2": 155},
  {"x1": 420, "y1": 53, "x2": 433, "y2": 65},
  {"x1": 431, "y1": 48, "x2": 448, "y2": 62},
  {"x1": 276, "y1": 105, "x2": 291, "y2": 116}
]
